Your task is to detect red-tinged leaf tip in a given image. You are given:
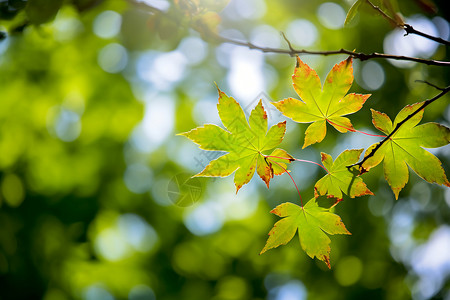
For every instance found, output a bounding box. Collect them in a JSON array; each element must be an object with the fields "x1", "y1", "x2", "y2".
[
  {"x1": 257, "y1": 100, "x2": 268, "y2": 119},
  {"x1": 327, "y1": 194, "x2": 341, "y2": 201},
  {"x1": 270, "y1": 207, "x2": 281, "y2": 216},
  {"x1": 322, "y1": 255, "x2": 331, "y2": 269},
  {"x1": 278, "y1": 120, "x2": 287, "y2": 127},
  {"x1": 320, "y1": 153, "x2": 328, "y2": 163}
]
